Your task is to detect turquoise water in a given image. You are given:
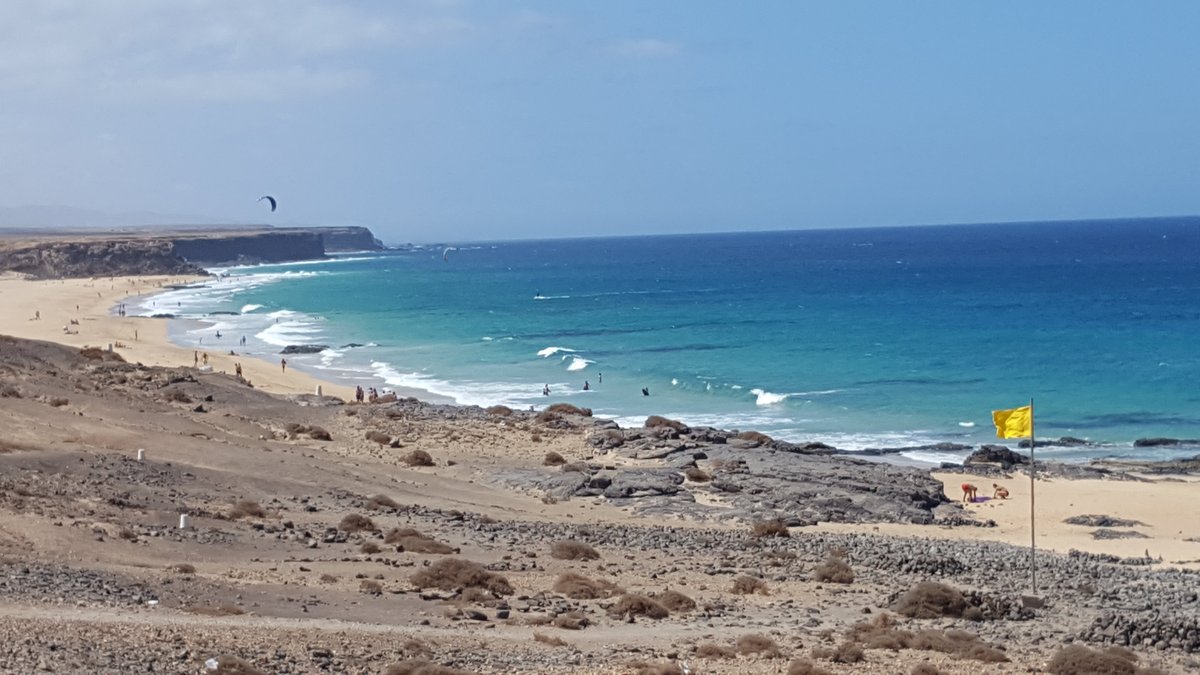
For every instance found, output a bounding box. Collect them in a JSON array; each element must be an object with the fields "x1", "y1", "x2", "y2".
[{"x1": 139, "y1": 218, "x2": 1200, "y2": 464}]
